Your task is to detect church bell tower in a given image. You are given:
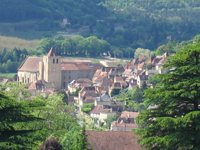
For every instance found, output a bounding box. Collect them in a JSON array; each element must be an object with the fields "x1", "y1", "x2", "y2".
[{"x1": 43, "y1": 47, "x2": 61, "y2": 90}]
